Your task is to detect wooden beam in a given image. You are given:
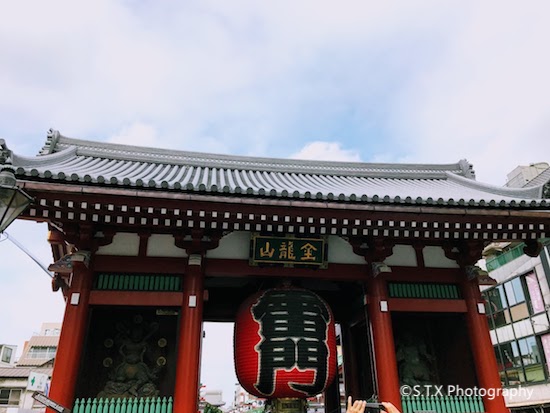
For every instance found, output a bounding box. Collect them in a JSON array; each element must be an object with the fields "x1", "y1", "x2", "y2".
[
  {"x1": 93, "y1": 256, "x2": 186, "y2": 273},
  {"x1": 382, "y1": 266, "x2": 463, "y2": 283},
  {"x1": 204, "y1": 259, "x2": 368, "y2": 281},
  {"x1": 19, "y1": 180, "x2": 549, "y2": 244},
  {"x1": 89, "y1": 290, "x2": 183, "y2": 306},
  {"x1": 20, "y1": 181, "x2": 550, "y2": 221},
  {"x1": 388, "y1": 298, "x2": 467, "y2": 312},
  {"x1": 92, "y1": 256, "x2": 463, "y2": 283},
  {"x1": 93, "y1": 256, "x2": 368, "y2": 280}
]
